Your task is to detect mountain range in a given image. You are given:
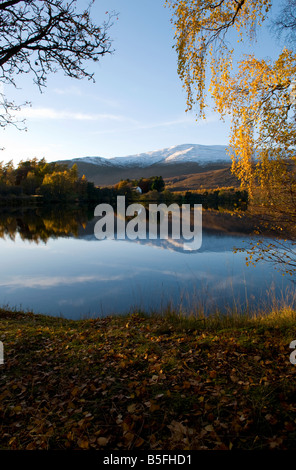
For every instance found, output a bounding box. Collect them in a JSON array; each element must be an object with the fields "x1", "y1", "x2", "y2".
[{"x1": 57, "y1": 144, "x2": 240, "y2": 189}]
